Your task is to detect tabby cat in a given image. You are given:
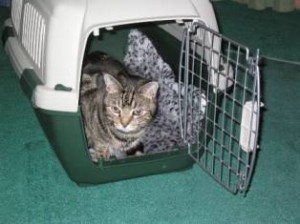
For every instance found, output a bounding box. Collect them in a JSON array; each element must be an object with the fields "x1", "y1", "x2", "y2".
[{"x1": 80, "y1": 51, "x2": 159, "y2": 162}]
